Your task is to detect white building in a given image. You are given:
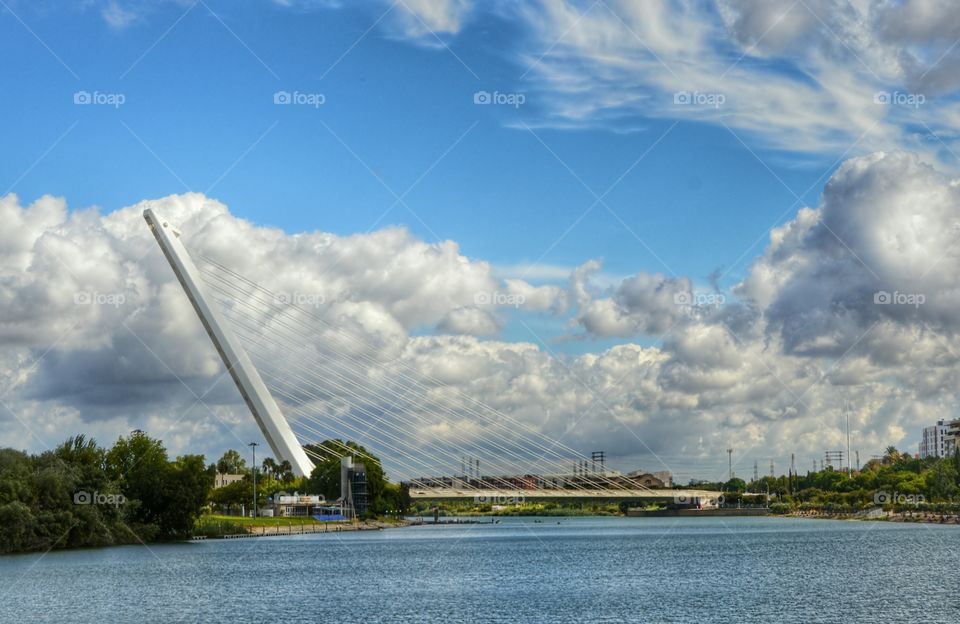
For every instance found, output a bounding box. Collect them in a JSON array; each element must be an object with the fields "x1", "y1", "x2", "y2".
[
  {"x1": 274, "y1": 493, "x2": 325, "y2": 517},
  {"x1": 919, "y1": 420, "x2": 957, "y2": 459},
  {"x1": 213, "y1": 473, "x2": 245, "y2": 489}
]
